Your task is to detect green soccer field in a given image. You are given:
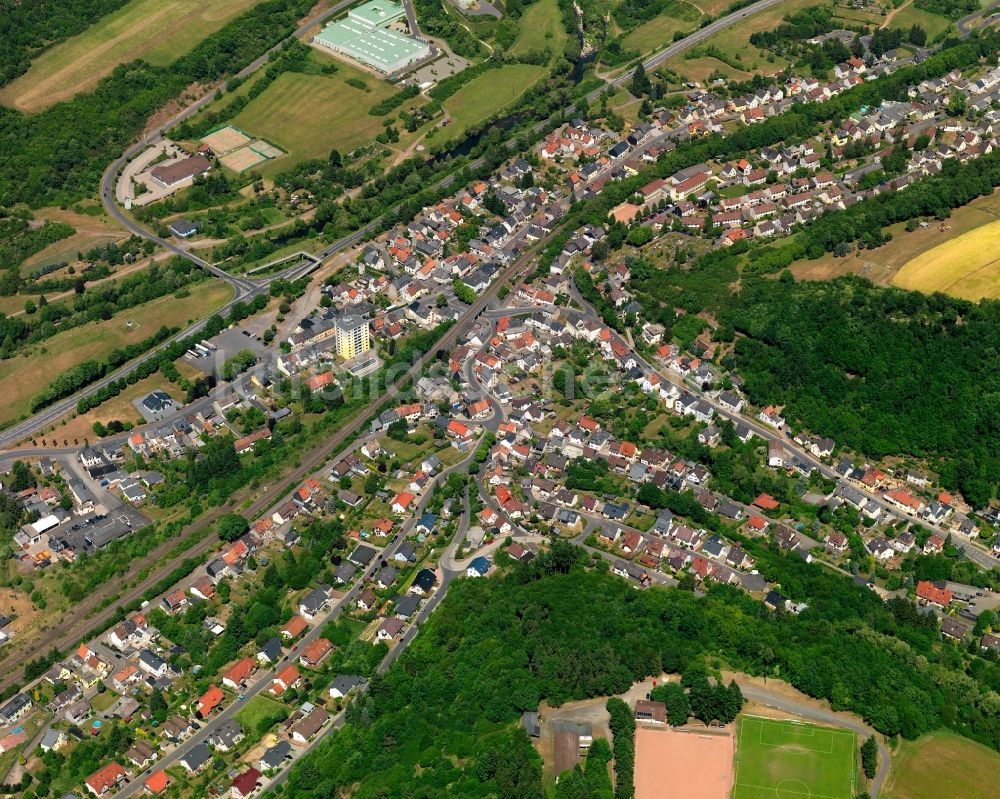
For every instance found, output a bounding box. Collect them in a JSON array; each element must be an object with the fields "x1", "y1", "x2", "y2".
[{"x1": 733, "y1": 716, "x2": 857, "y2": 799}]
